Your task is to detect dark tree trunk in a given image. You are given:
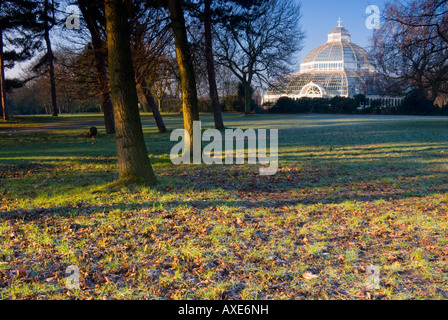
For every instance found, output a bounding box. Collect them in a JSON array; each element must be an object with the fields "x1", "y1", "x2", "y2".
[
  {"x1": 105, "y1": 0, "x2": 157, "y2": 185},
  {"x1": 168, "y1": 0, "x2": 200, "y2": 151},
  {"x1": 44, "y1": 0, "x2": 57, "y2": 117},
  {"x1": 244, "y1": 81, "x2": 251, "y2": 115},
  {"x1": 135, "y1": 70, "x2": 166, "y2": 133},
  {"x1": 93, "y1": 48, "x2": 115, "y2": 133},
  {"x1": 78, "y1": 0, "x2": 115, "y2": 134},
  {"x1": 204, "y1": 0, "x2": 224, "y2": 129},
  {"x1": 0, "y1": 27, "x2": 7, "y2": 121}
]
